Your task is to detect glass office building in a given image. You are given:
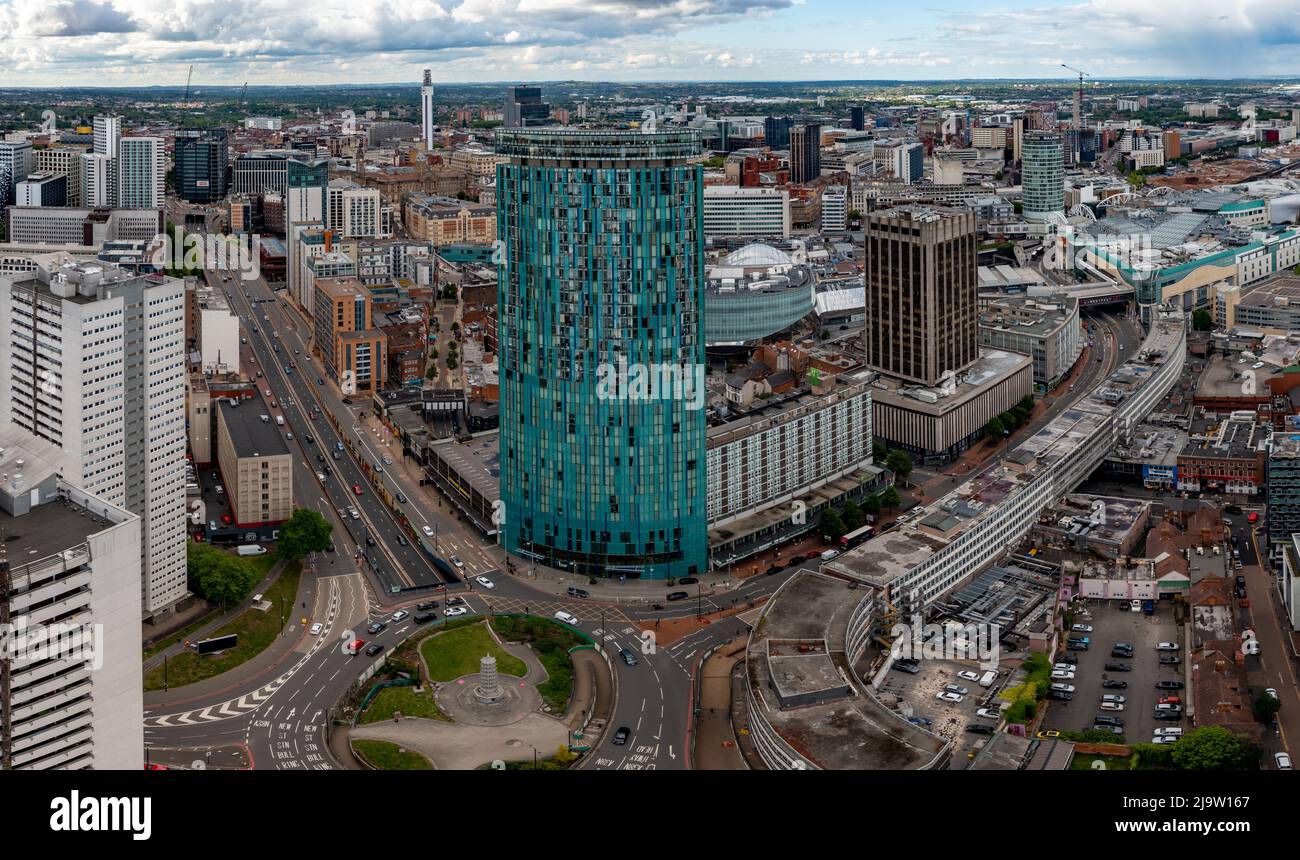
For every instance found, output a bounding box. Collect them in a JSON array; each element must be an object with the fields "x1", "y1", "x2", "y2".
[
  {"x1": 1021, "y1": 130, "x2": 1064, "y2": 222},
  {"x1": 496, "y1": 128, "x2": 708, "y2": 579},
  {"x1": 174, "y1": 128, "x2": 228, "y2": 203}
]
